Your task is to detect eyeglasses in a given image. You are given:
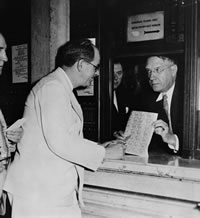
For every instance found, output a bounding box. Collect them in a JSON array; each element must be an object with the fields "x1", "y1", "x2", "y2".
[
  {"x1": 86, "y1": 61, "x2": 100, "y2": 72},
  {"x1": 146, "y1": 65, "x2": 174, "y2": 77}
]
